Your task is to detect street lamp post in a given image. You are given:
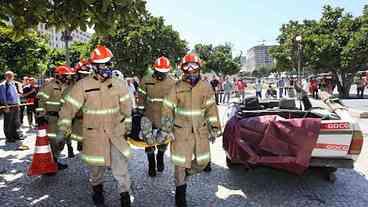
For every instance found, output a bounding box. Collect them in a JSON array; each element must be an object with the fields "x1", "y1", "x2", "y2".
[
  {"x1": 295, "y1": 35, "x2": 302, "y2": 84},
  {"x1": 295, "y1": 35, "x2": 303, "y2": 109}
]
